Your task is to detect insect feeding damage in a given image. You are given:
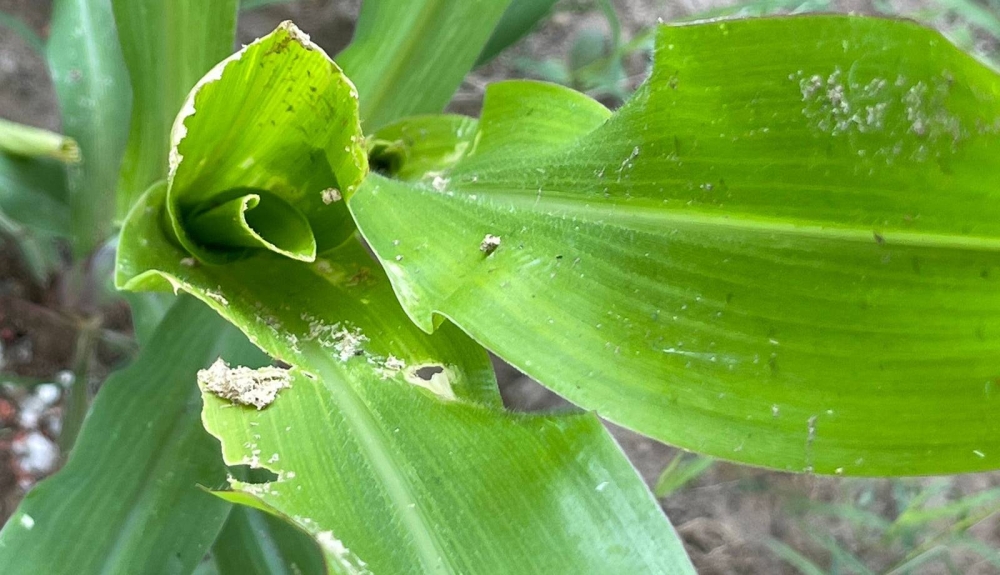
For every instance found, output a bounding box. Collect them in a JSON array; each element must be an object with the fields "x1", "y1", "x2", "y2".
[
  {"x1": 404, "y1": 364, "x2": 458, "y2": 401},
  {"x1": 321, "y1": 188, "x2": 342, "y2": 204},
  {"x1": 199, "y1": 358, "x2": 291, "y2": 409},
  {"x1": 480, "y1": 234, "x2": 501, "y2": 255}
]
